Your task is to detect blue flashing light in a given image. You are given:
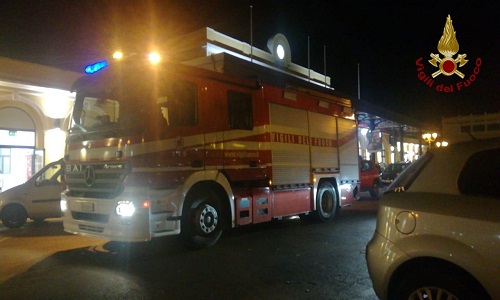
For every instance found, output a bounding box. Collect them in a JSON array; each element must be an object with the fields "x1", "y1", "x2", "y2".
[{"x1": 85, "y1": 60, "x2": 108, "y2": 74}]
